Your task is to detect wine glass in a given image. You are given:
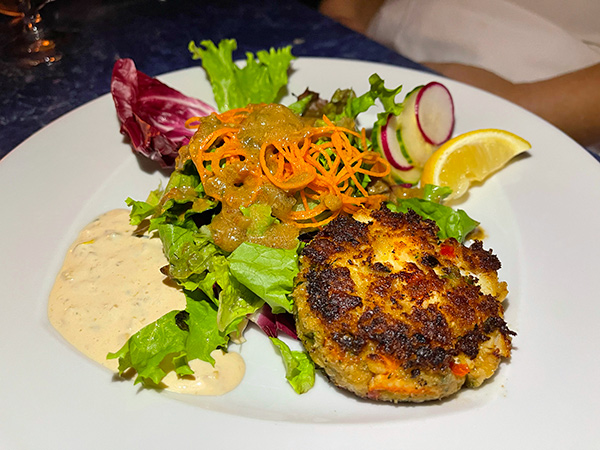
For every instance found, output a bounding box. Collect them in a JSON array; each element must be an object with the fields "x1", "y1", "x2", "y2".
[{"x1": 0, "y1": 0, "x2": 62, "y2": 67}]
